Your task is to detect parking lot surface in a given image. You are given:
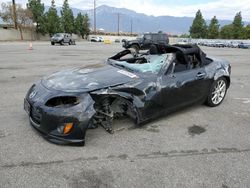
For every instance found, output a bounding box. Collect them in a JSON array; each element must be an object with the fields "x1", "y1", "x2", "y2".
[{"x1": 0, "y1": 42, "x2": 250, "y2": 188}]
